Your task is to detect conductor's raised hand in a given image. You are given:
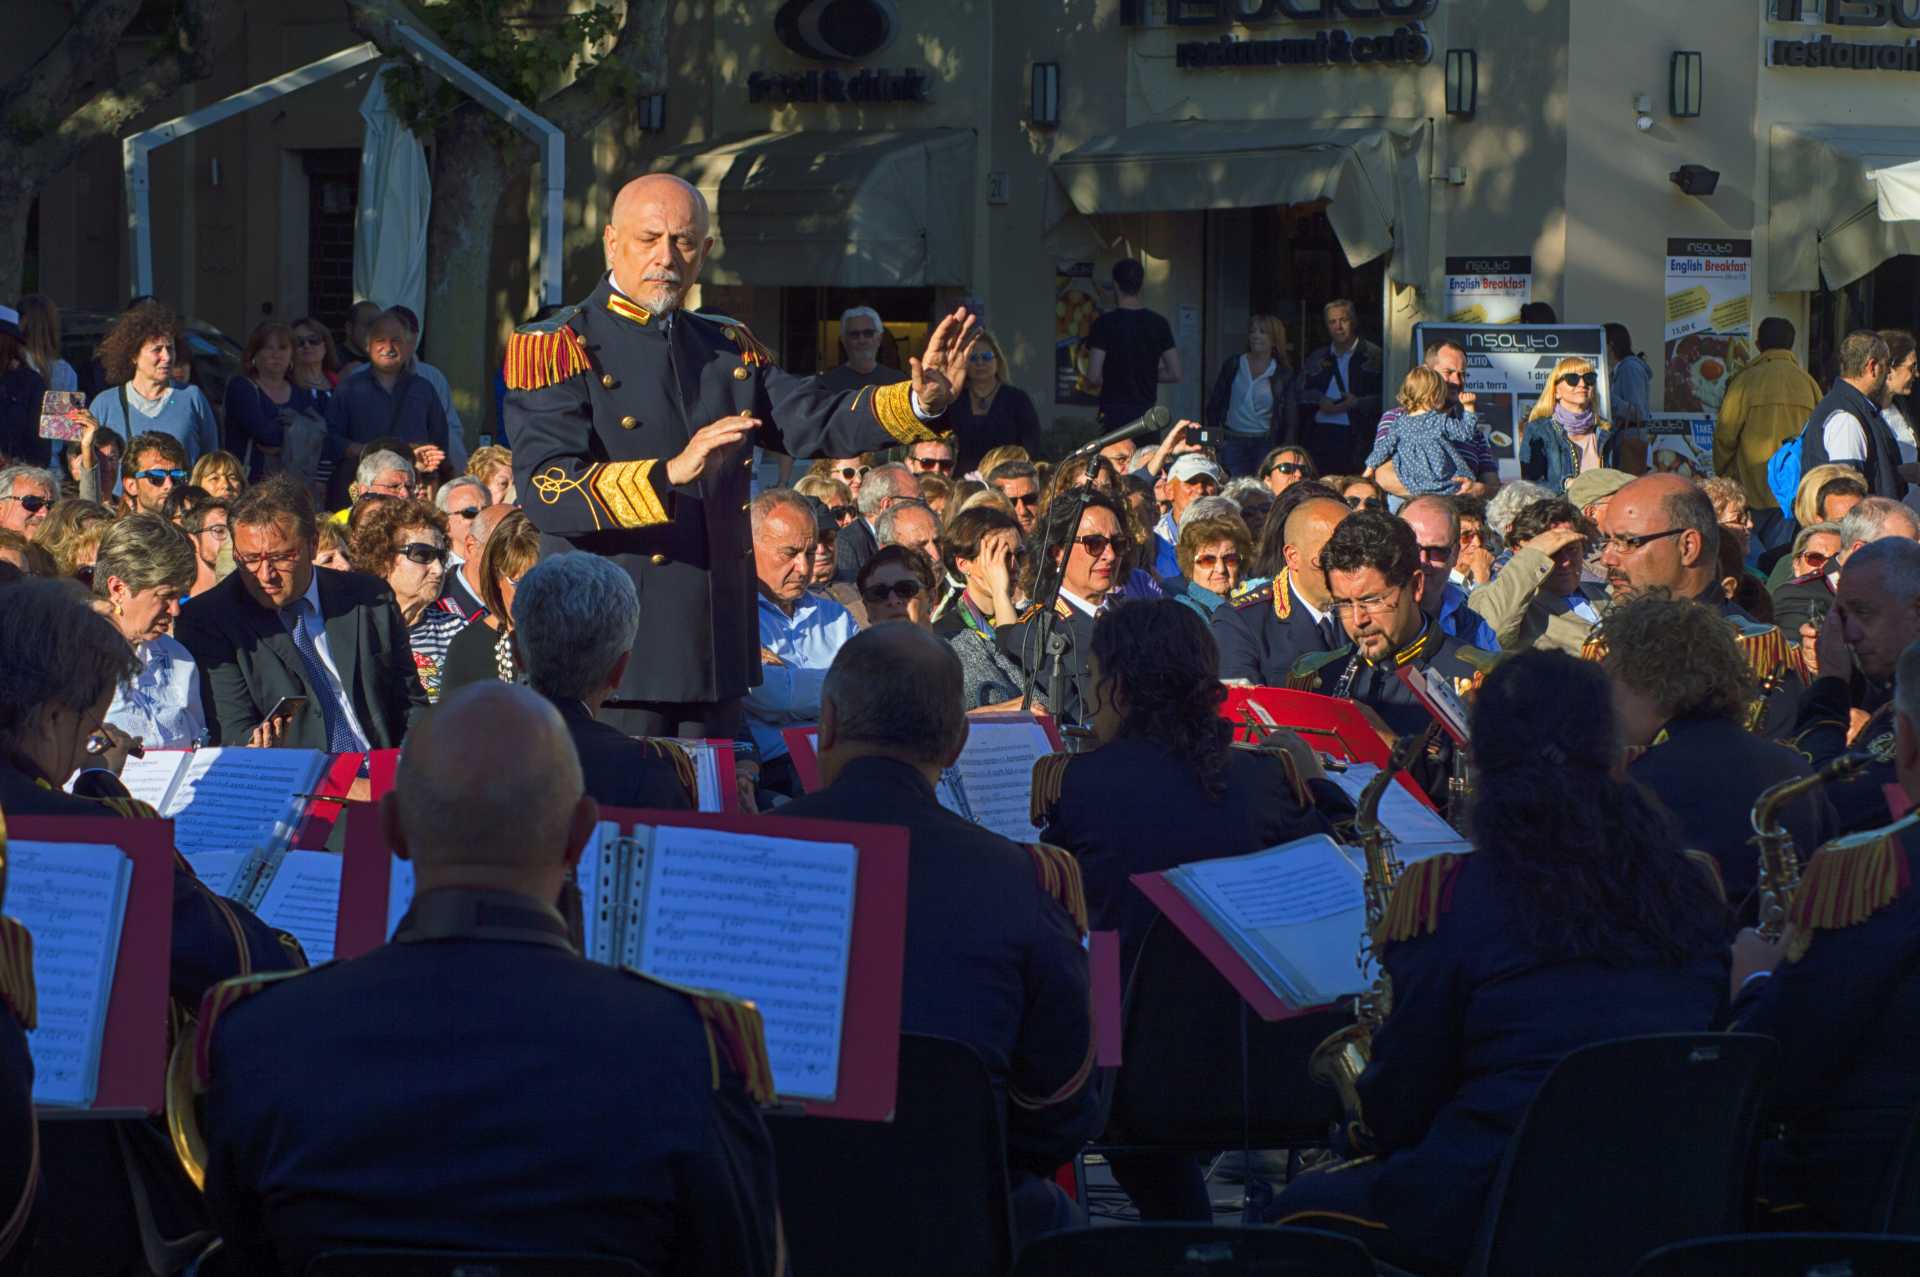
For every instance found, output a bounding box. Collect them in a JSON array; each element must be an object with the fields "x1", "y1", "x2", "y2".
[
  {"x1": 665, "y1": 414, "x2": 761, "y2": 487},
  {"x1": 910, "y1": 307, "x2": 981, "y2": 417}
]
